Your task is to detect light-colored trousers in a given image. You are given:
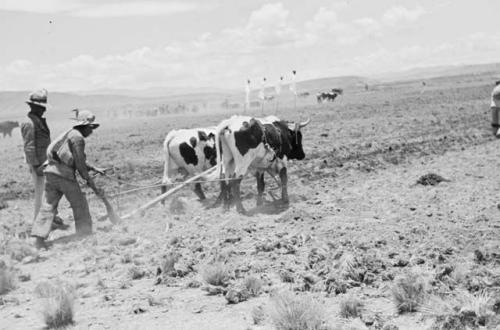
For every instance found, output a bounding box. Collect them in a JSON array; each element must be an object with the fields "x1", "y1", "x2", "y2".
[
  {"x1": 31, "y1": 173, "x2": 92, "y2": 239},
  {"x1": 29, "y1": 165, "x2": 45, "y2": 222}
]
